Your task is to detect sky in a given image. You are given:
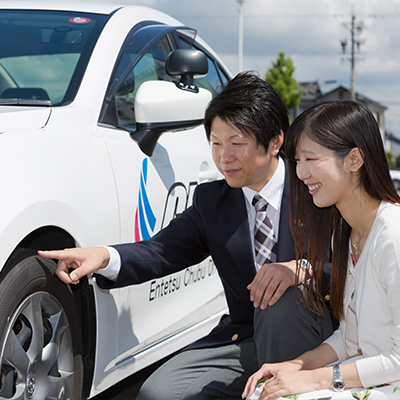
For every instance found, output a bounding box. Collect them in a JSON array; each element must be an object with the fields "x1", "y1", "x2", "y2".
[{"x1": 58, "y1": 0, "x2": 400, "y2": 137}]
